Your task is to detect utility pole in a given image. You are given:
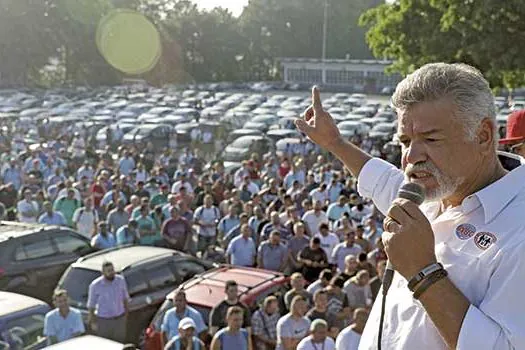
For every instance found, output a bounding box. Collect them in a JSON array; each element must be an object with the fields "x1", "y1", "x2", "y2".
[
  {"x1": 321, "y1": 0, "x2": 329, "y2": 85},
  {"x1": 322, "y1": 0, "x2": 328, "y2": 62}
]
